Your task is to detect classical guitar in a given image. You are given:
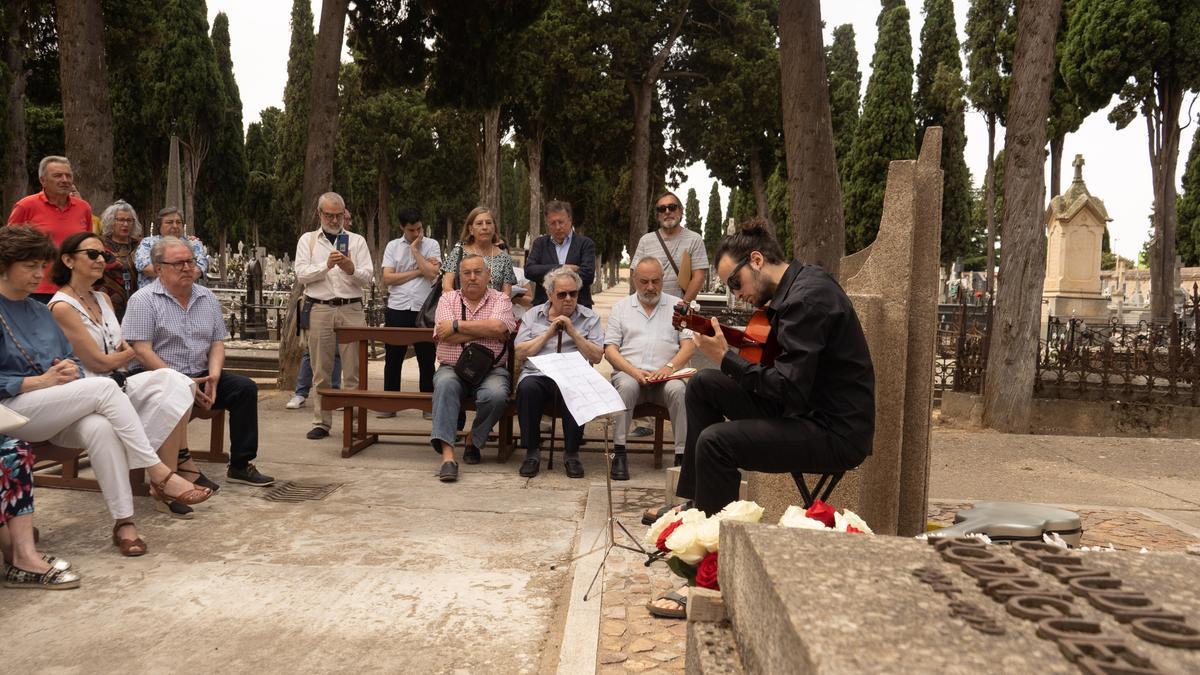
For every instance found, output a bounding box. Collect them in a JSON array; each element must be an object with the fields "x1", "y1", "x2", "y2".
[{"x1": 671, "y1": 303, "x2": 779, "y2": 366}]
